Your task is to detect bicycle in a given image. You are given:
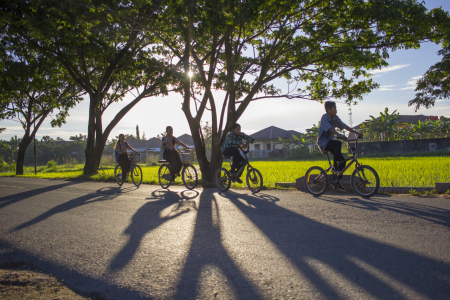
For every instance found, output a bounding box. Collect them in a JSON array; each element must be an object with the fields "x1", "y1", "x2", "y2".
[
  {"x1": 114, "y1": 152, "x2": 143, "y2": 187},
  {"x1": 158, "y1": 148, "x2": 198, "y2": 190},
  {"x1": 215, "y1": 145, "x2": 263, "y2": 193},
  {"x1": 304, "y1": 137, "x2": 380, "y2": 198}
]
